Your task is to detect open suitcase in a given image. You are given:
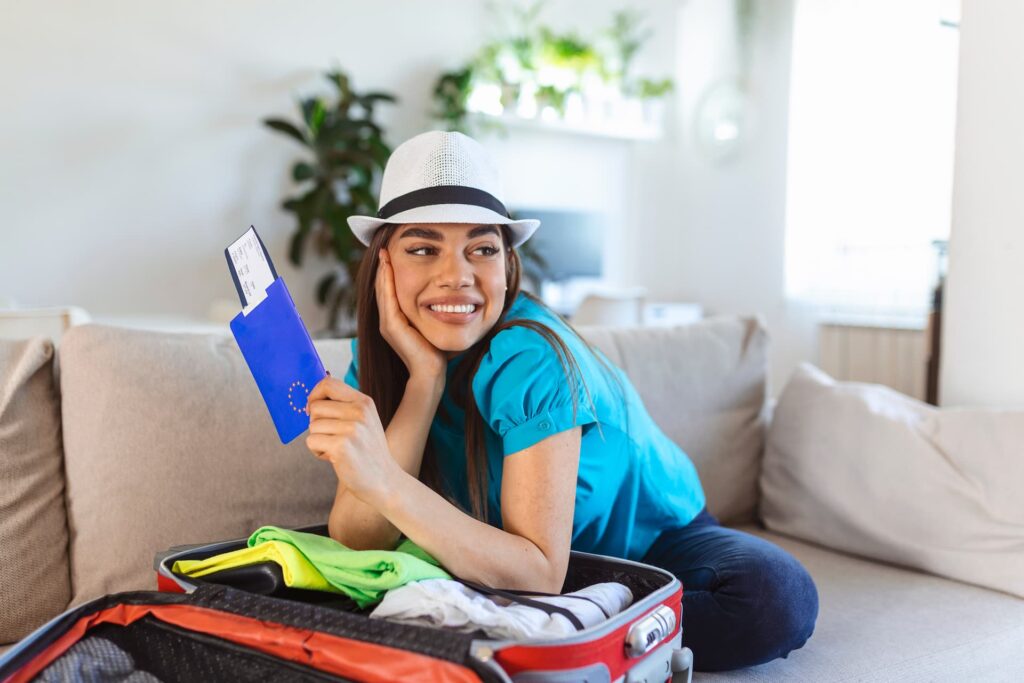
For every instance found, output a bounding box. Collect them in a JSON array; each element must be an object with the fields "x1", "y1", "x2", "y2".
[{"x1": 0, "y1": 525, "x2": 693, "y2": 683}]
